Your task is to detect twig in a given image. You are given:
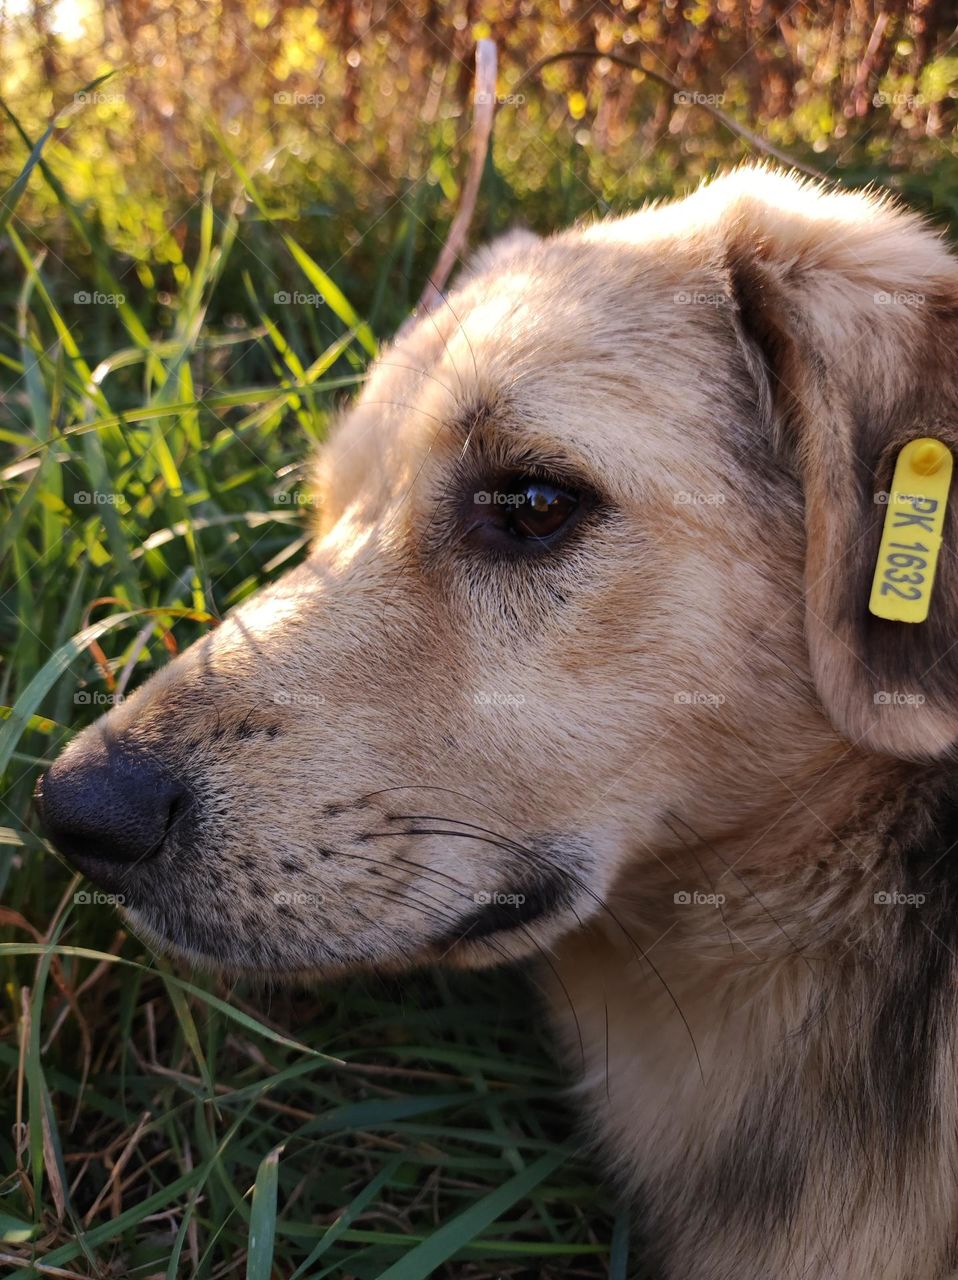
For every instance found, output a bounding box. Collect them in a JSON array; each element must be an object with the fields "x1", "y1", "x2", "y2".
[
  {"x1": 0, "y1": 1257, "x2": 90, "y2": 1280},
  {"x1": 418, "y1": 38, "x2": 498, "y2": 312},
  {"x1": 81, "y1": 1110, "x2": 151, "y2": 1227},
  {"x1": 517, "y1": 47, "x2": 826, "y2": 180}
]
